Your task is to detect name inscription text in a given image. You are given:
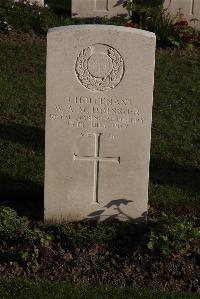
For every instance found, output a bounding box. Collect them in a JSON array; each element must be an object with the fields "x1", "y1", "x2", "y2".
[{"x1": 49, "y1": 96, "x2": 144, "y2": 129}]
